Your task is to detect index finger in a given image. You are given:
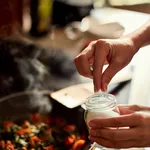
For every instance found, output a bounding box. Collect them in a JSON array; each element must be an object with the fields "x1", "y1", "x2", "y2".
[
  {"x1": 74, "y1": 42, "x2": 95, "y2": 78},
  {"x1": 93, "y1": 40, "x2": 109, "y2": 92},
  {"x1": 89, "y1": 128, "x2": 137, "y2": 141},
  {"x1": 89, "y1": 114, "x2": 140, "y2": 128}
]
